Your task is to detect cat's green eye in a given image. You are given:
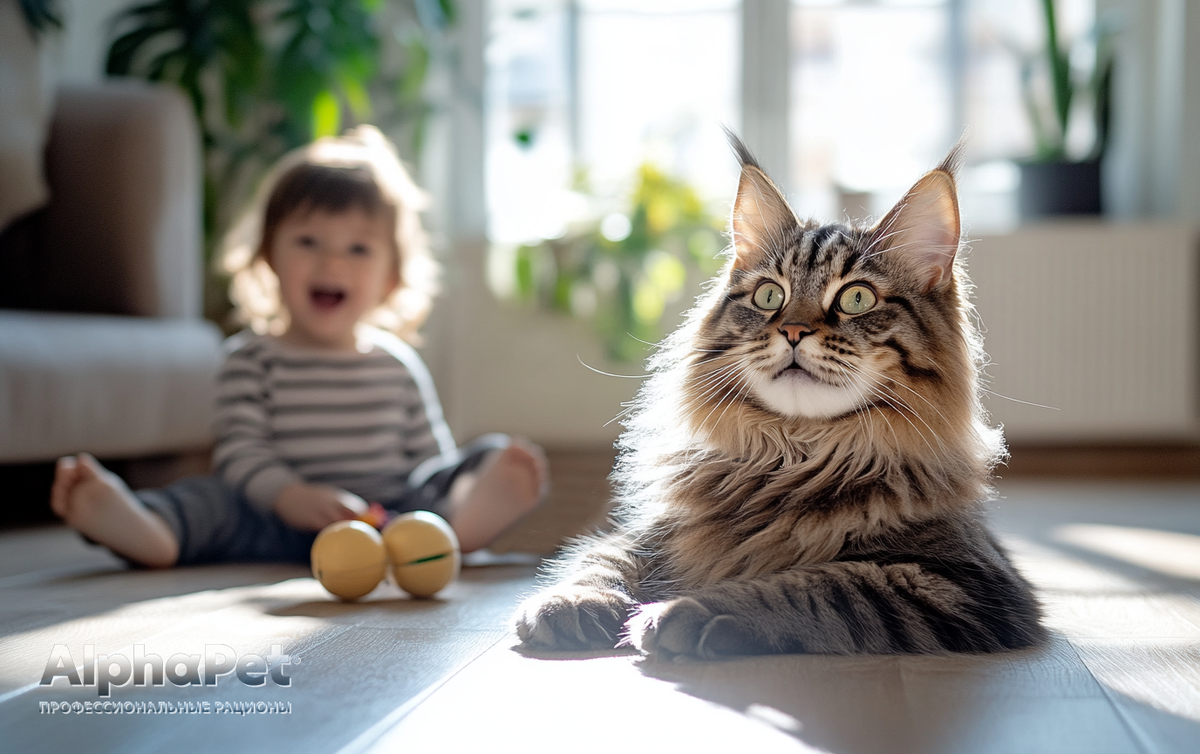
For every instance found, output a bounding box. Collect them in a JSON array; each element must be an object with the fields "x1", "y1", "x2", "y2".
[
  {"x1": 753, "y1": 282, "x2": 785, "y2": 311},
  {"x1": 838, "y1": 284, "x2": 877, "y2": 315}
]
